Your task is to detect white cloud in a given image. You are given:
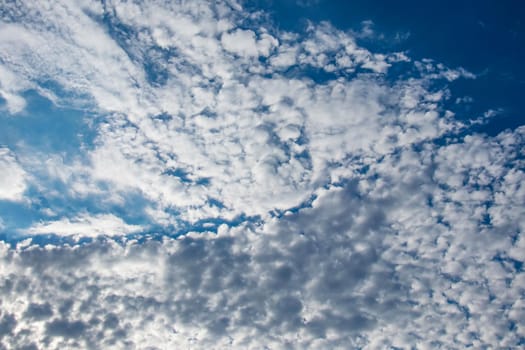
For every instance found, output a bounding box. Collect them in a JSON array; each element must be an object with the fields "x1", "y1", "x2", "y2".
[
  {"x1": 0, "y1": 148, "x2": 28, "y2": 202},
  {"x1": 0, "y1": 64, "x2": 28, "y2": 114},
  {"x1": 24, "y1": 213, "x2": 143, "y2": 237},
  {"x1": 221, "y1": 29, "x2": 271, "y2": 58}
]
